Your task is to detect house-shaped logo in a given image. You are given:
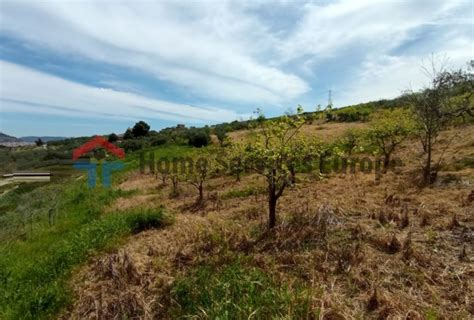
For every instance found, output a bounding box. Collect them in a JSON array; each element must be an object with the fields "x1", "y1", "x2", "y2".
[{"x1": 73, "y1": 136, "x2": 125, "y2": 188}]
